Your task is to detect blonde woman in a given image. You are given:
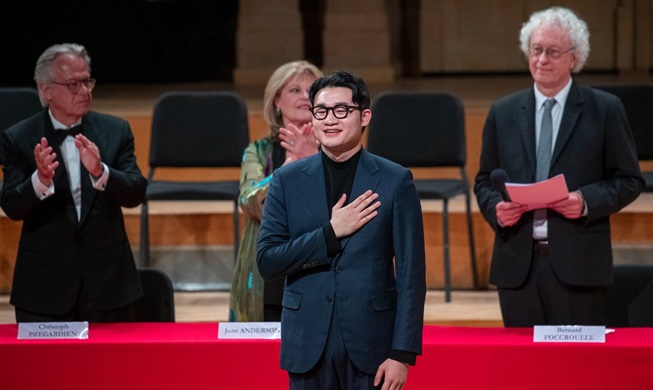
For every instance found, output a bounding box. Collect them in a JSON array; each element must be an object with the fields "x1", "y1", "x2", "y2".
[{"x1": 229, "y1": 61, "x2": 323, "y2": 321}]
